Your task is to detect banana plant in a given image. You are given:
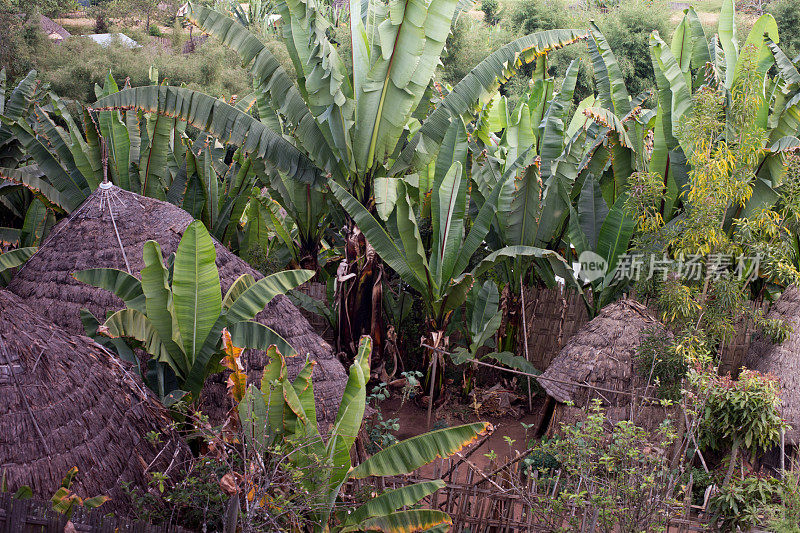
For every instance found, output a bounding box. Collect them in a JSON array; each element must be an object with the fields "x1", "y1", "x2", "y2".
[
  {"x1": 91, "y1": 1, "x2": 587, "y2": 252},
  {"x1": 2, "y1": 70, "x2": 260, "y2": 252},
  {"x1": 74, "y1": 220, "x2": 313, "y2": 403},
  {"x1": 567, "y1": 174, "x2": 636, "y2": 315},
  {"x1": 330, "y1": 156, "x2": 575, "y2": 404},
  {"x1": 641, "y1": 0, "x2": 800, "y2": 250},
  {"x1": 0, "y1": 70, "x2": 61, "y2": 244},
  {"x1": 237, "y1": 335, "x2": 491, "y2": 531}
]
